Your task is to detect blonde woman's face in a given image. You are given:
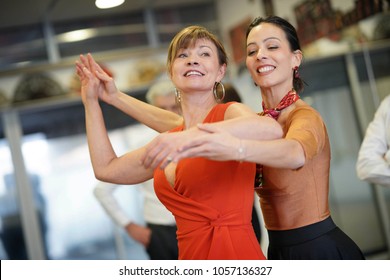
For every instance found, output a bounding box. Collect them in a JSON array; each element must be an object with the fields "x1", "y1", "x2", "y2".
[{"x1": 170, "y1": 39, "x2": 225, "y2": 95}]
